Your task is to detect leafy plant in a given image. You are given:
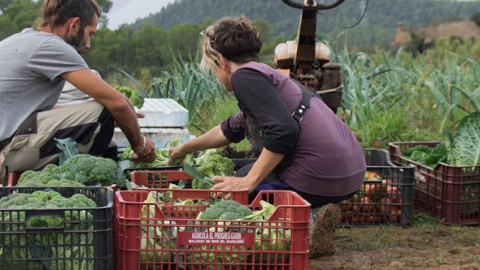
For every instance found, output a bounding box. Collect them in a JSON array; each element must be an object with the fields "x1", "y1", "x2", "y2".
[
  {"x1": 449, "y1": 112, "x2": 480, "y2": 166},
  {"x1": 150, "y1": 54, "x2": 226, "y2": 127}
]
